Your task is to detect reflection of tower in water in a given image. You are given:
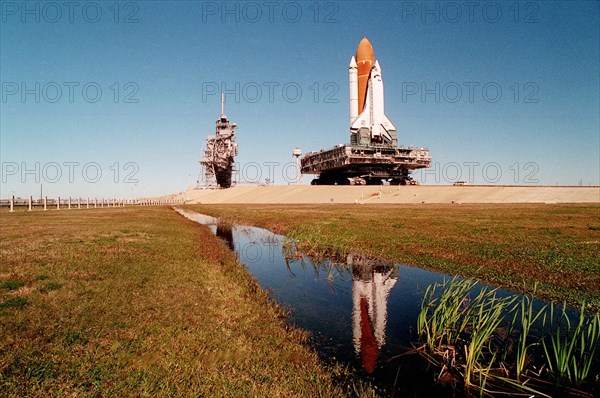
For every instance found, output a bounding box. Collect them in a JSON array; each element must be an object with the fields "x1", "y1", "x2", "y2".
[
  {"x1": 350, "y1": 254, "x2": 398, "y2": 373},
  {"x1": 216, "y1": 224, "x2": 234, "y2": 251}
]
